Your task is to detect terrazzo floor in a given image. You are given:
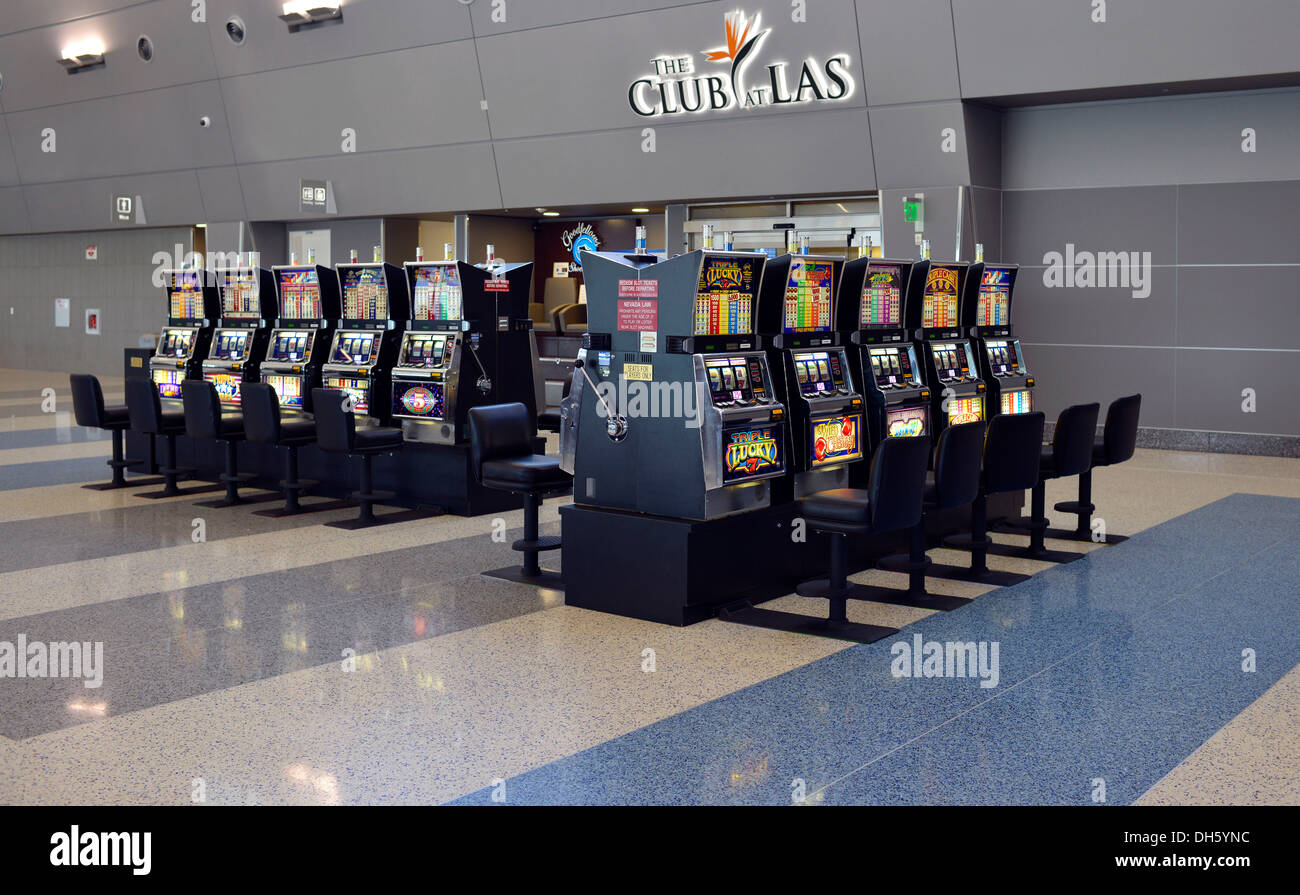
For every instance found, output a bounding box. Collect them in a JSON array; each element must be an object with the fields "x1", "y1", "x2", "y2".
[{"x1": 0, "y1": 367, "x2": 1296, "y2": 805}]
